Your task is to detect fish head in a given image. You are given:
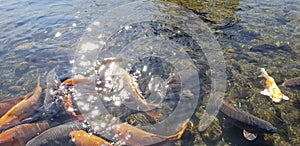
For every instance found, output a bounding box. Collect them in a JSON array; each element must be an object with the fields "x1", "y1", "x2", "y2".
[
  {"x1": 265, "y1": 126, "x2": 277, "y2": 134},
  {"x1": 260, "y1": 68, "x2": 267, "y2": 75},
  {"x1": 257, "y1": 121, "x2": 277, "y2": 134},
  {"x1": 70, "y1": 130, "x2": 84, "y2": 140},
  {"x1": 112, "y1": 124, "x2": 128, "y2": 138}
]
